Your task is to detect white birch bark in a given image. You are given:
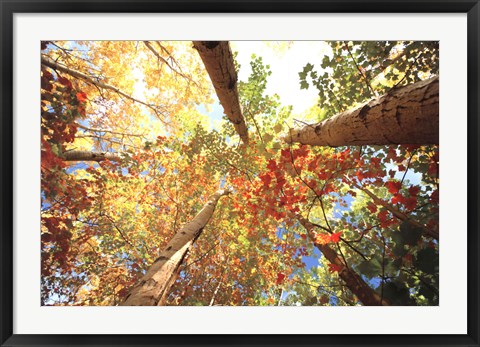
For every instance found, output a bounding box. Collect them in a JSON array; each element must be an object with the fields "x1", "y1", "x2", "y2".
[
  {"x1": 193, "y1": 41, "x2": 249, "y2": 144},
  {"x1": 282, "y1": 77, "x2": 438, "y2": 146},
  {"x1": 63, "y1": 150, "x2": 122, "y2": 162},
  {"x1": 121, "y1": 188, "x2": 231, "y2": 306}
]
